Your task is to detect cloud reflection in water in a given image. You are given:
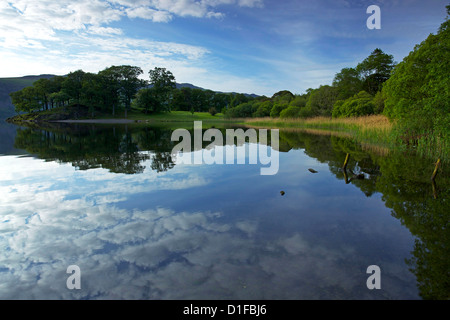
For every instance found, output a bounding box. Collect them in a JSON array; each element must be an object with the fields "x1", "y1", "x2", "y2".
[{"x1": 0, "y1": 153, "x2": 418, "y2": 300}]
